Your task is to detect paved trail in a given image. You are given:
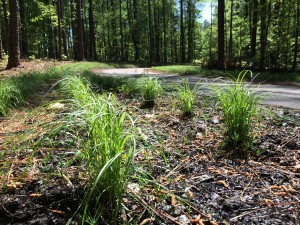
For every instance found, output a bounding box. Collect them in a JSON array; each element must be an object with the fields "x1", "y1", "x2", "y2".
[{"x1": 93, "y1": 68, "x2": 300, "y2": 110}]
